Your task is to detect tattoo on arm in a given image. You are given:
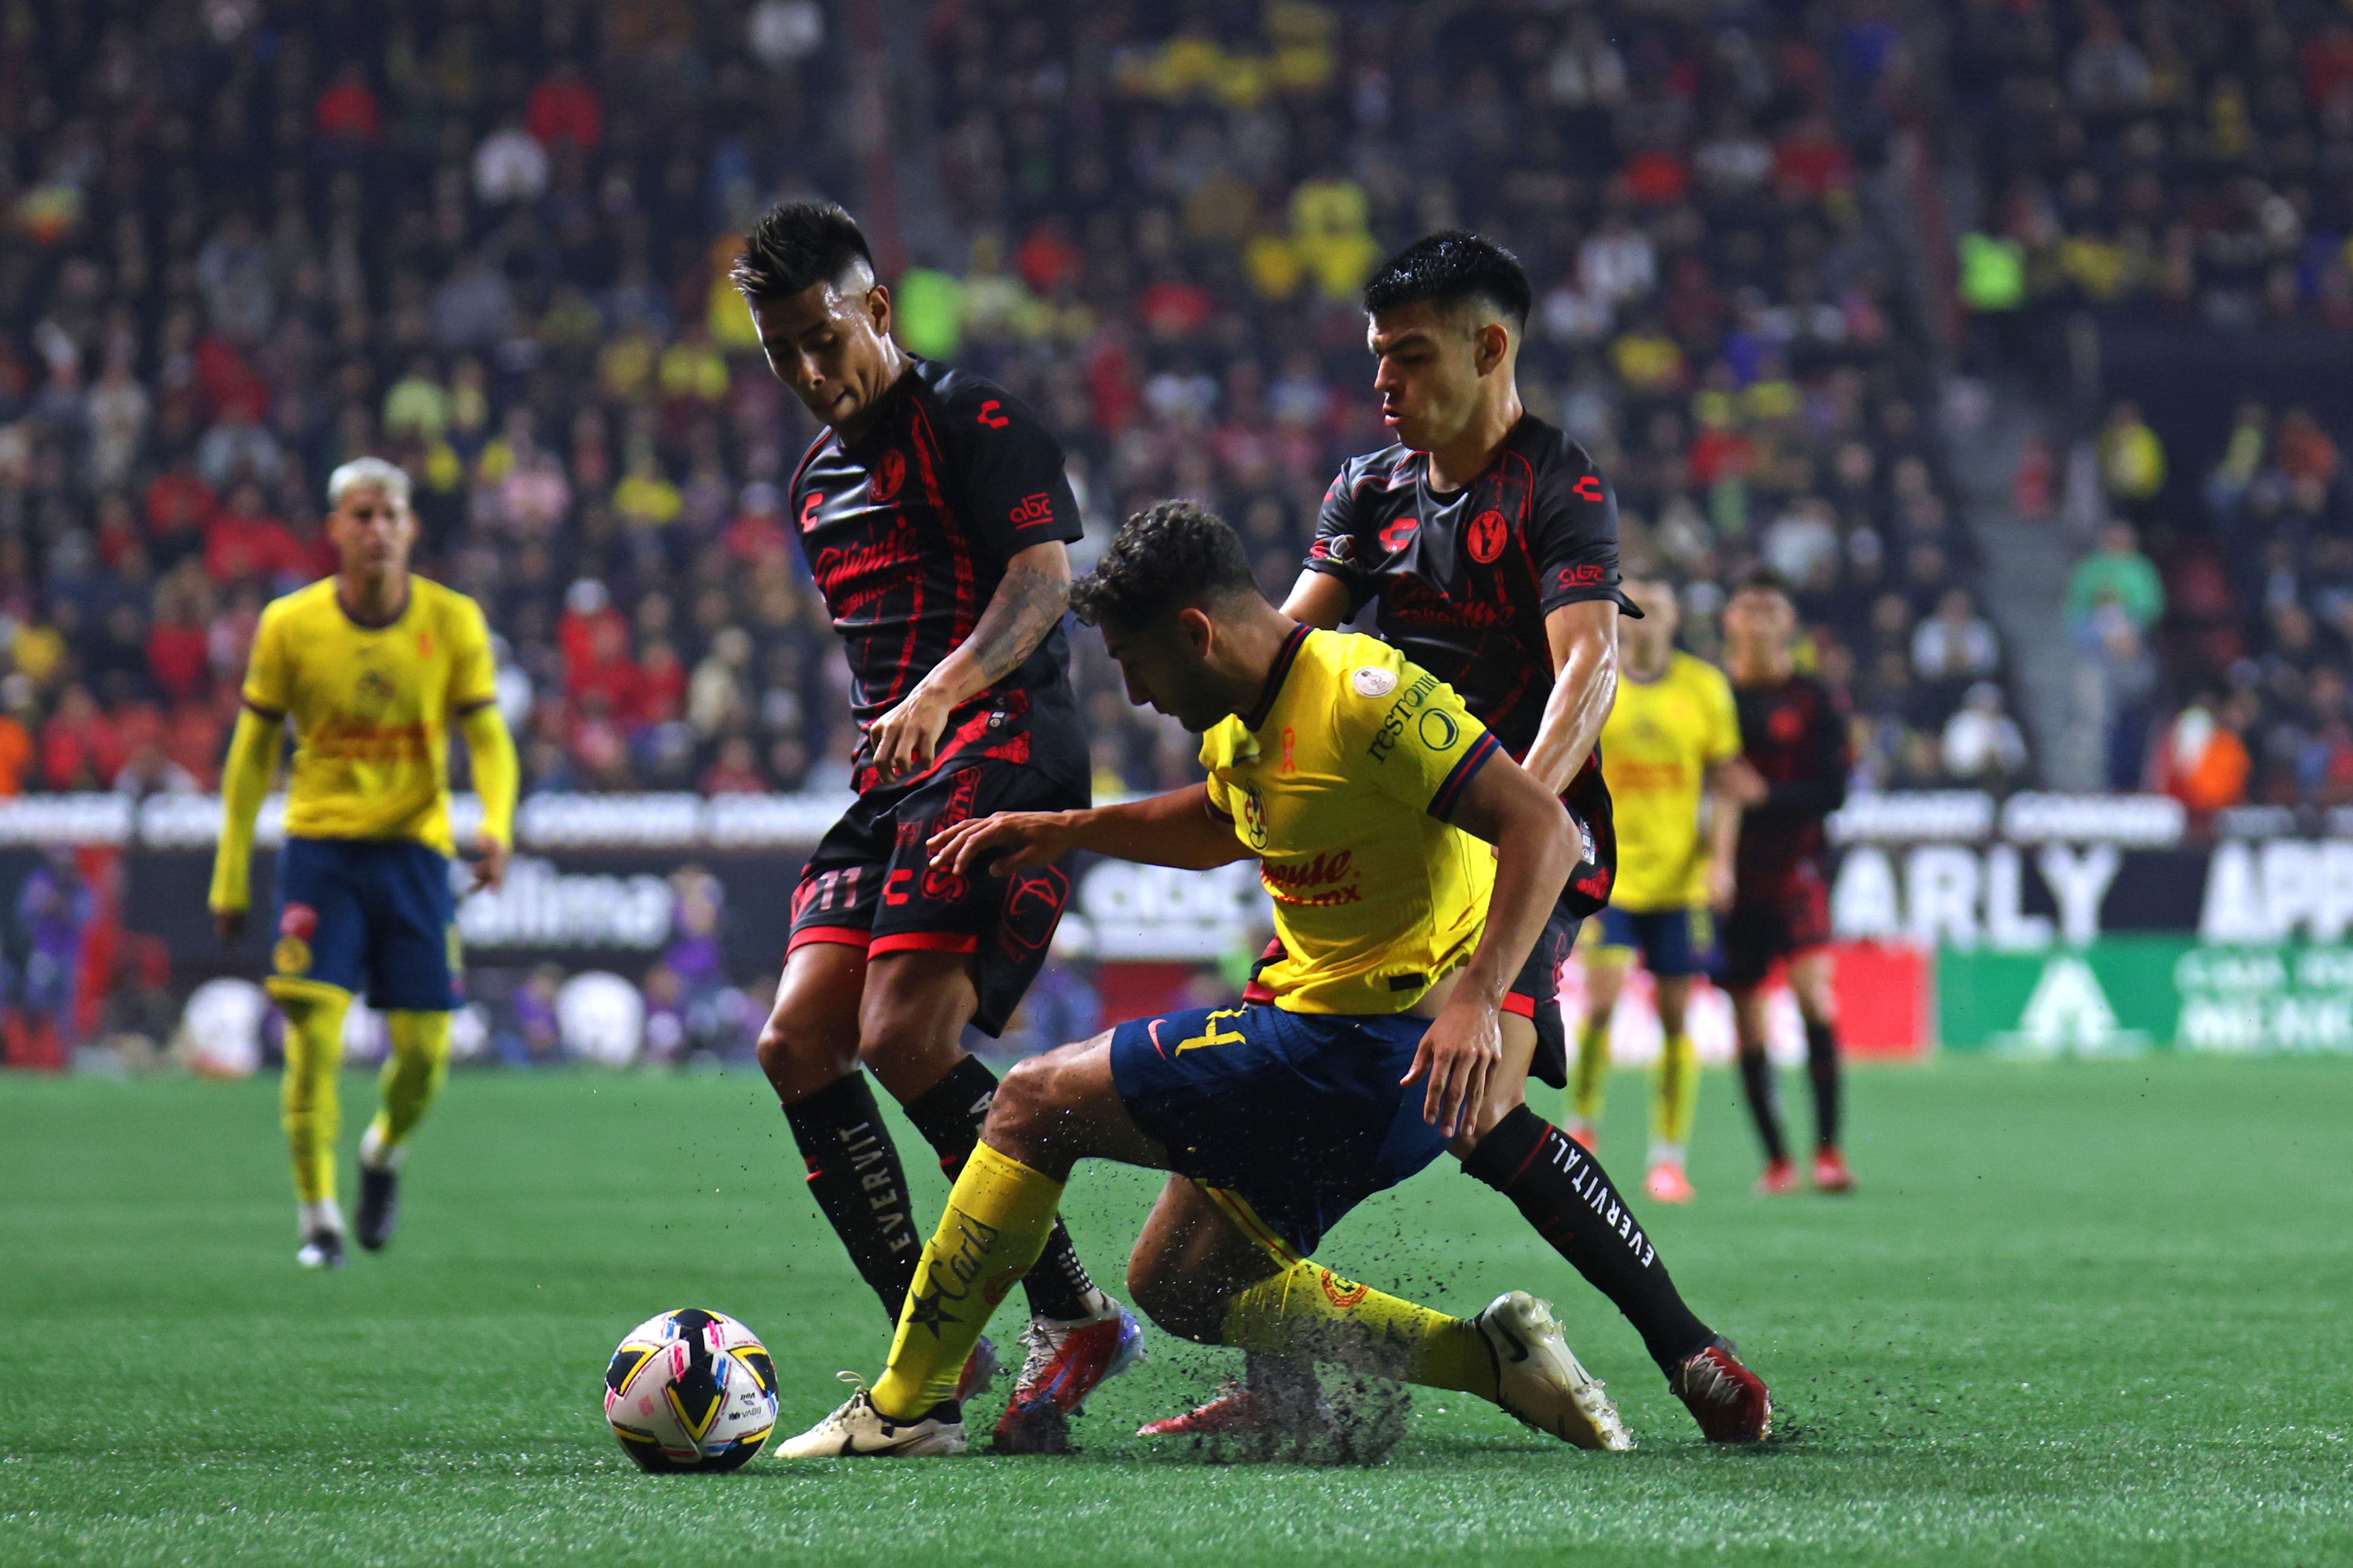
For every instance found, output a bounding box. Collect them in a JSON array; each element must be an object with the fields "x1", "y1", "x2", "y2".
[{"x1": 964, "y1": 554, "x2": 1070, "y2": 685}]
